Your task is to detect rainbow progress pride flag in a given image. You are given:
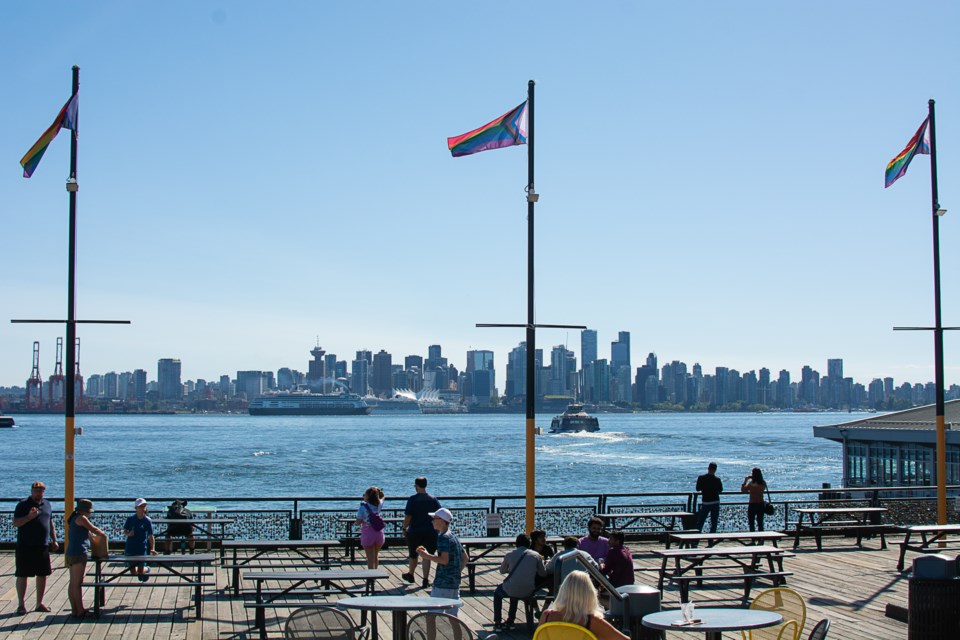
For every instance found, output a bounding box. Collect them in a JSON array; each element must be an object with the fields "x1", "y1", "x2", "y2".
[
  {"x1": 885, "y1": 117, "x2": 930, "y2": 188},
  {"x1": 447, "y1": 101, "x2": 528, "y2": 157},
  {"x1": 20, "y1": 93, "x2": 79, "y2": 178}
]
